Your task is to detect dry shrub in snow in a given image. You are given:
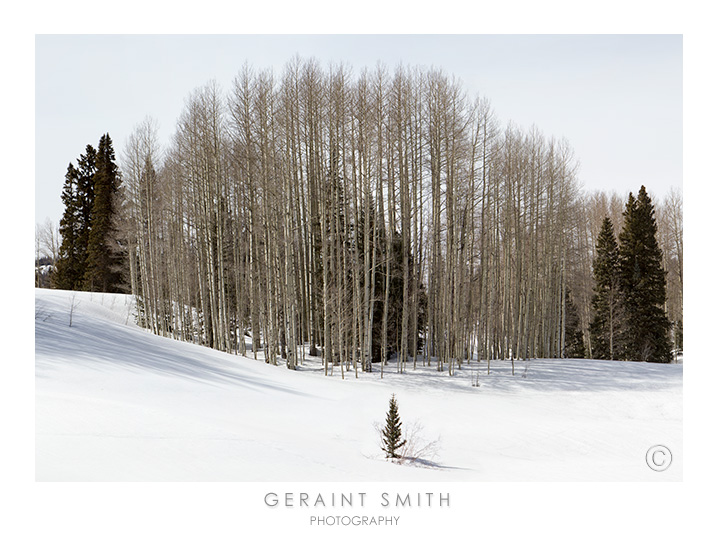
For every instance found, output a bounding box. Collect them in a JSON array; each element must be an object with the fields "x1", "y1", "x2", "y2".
[{"x1": 374, "y1": 419, "x2": 441, "y2": 467}]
